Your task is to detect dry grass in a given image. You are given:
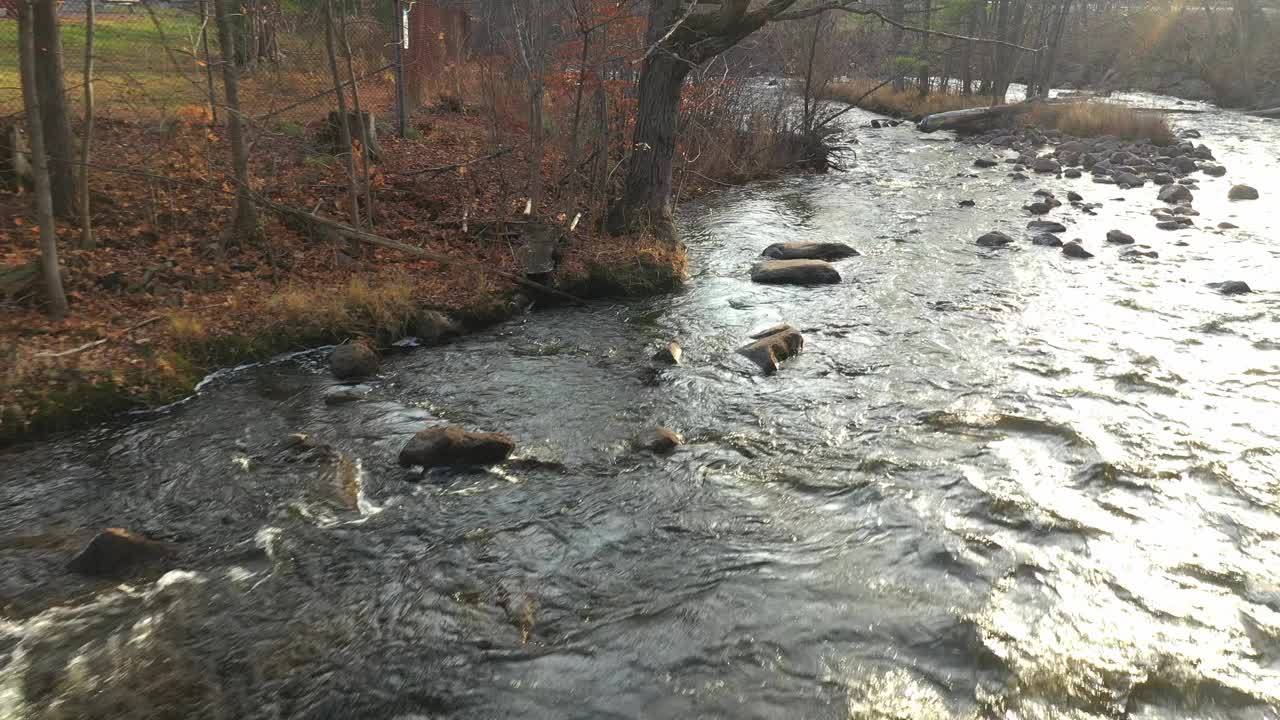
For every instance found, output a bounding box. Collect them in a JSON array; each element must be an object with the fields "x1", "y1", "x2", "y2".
[
  {"x1": 265, "y1": 276, "x2": 419, "y2": 341},
  {"x1": 1024, "y1": 101, "x2": 1175, "y2": 144}
]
